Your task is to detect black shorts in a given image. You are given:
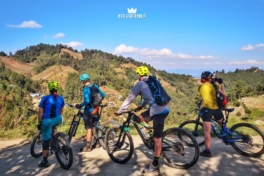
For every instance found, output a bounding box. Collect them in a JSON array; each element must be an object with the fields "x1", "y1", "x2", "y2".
[
  {"x1": 200, "y1": 108, "x2": 223, "y2": 122},
  {"x1": 141, "y1": 110, "x2": 169, "y2": 138},
  {"x1": 83, "y1": 112, "x2": 99, "y2": 129}
]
